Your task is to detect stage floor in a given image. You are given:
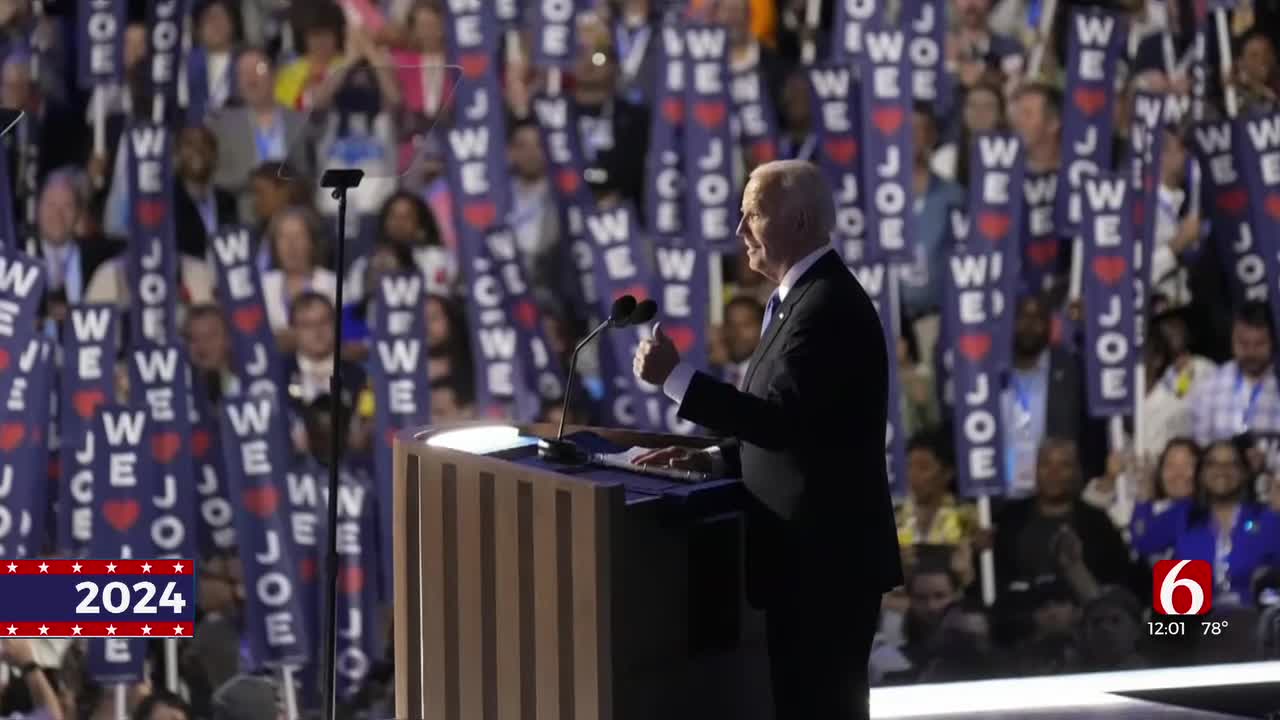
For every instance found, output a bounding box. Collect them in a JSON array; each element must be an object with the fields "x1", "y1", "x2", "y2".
[{"x1": 916, "y1": 697, "x2": 1255, "y2": 719}]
